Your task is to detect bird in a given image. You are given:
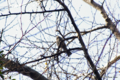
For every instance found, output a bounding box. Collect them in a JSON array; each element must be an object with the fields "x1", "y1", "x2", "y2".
[{"x1": 56, "y1": 36, "x2": 72, "y2": 56}]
